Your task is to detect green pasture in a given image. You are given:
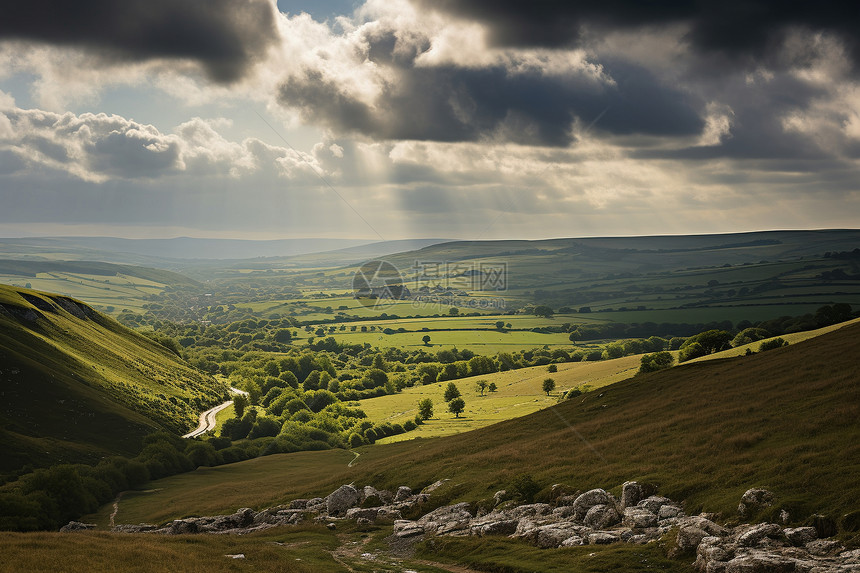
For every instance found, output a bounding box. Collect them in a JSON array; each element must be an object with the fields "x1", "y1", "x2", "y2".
[{"x1": 361, "y1": 355, "x2": 643, "y2": 442}]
